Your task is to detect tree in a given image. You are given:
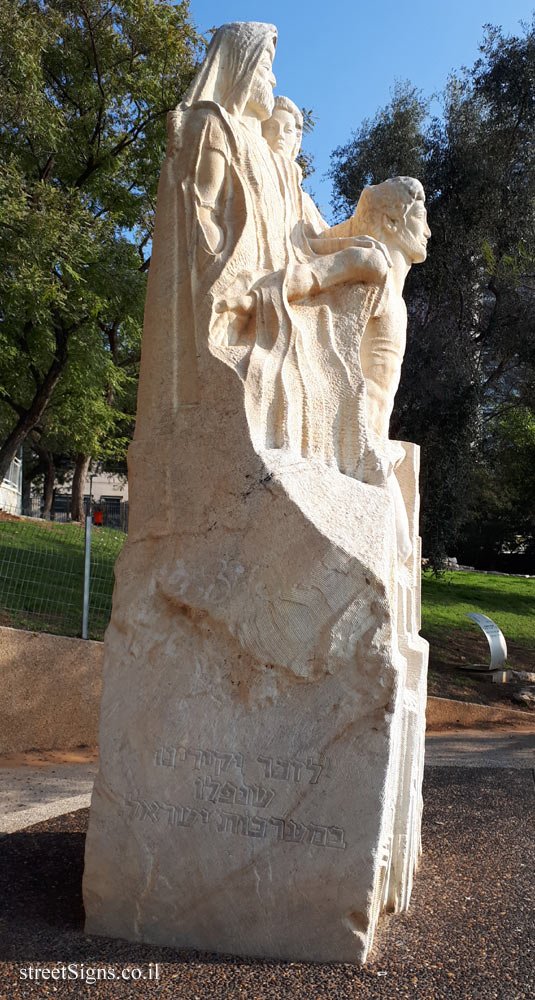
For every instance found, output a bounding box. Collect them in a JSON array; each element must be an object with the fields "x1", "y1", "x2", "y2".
[
  {"x1": 329, "y1": 23, "x2": 535, "y2": 568},
  {"x1": 296, "y1": 107, "x2": 317, "y2": 181},
  {"x1": 458, "y1": 406, "x2": 535, "y2": 570},
  {"x1": 0, "y1": 0, "x2": 200, "y2": 484},
  {"x1": 330, "y1": 82, "x2": 429, "y2": 218}
]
